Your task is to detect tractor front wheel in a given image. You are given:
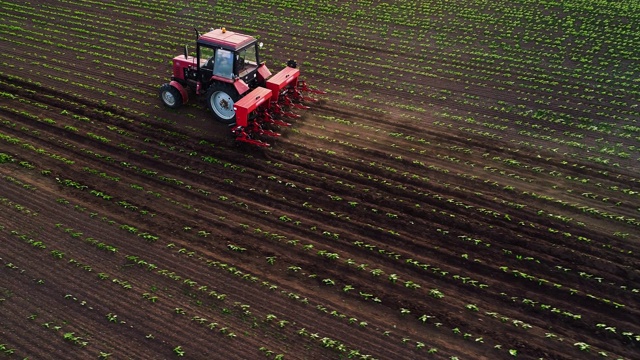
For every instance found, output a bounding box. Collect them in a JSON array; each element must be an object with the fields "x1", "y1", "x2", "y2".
[
  {"x1": 159, "y1": 83, "x2": 183, "y2": 109},
  {"x1": 206, "y1": 83, "x2": 239, "y2": 125}
]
